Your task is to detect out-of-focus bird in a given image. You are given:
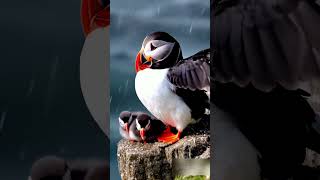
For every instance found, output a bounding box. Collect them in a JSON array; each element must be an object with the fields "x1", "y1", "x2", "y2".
[
  {"x1": 29, "y1": 156, "x2": 109, "y2": 180},
  {"x1": 81, "y1": 0, "x2": 110, "y2": 36},
  {"x1": 80, "y1": 0, "x2": 110, "y2": 137},
  {"x1": 29, "y1": 156, "x2": 69, "y2": 180},
  {"x1": 212, "y1": 0, "x2": 320, "y2": 179}
]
